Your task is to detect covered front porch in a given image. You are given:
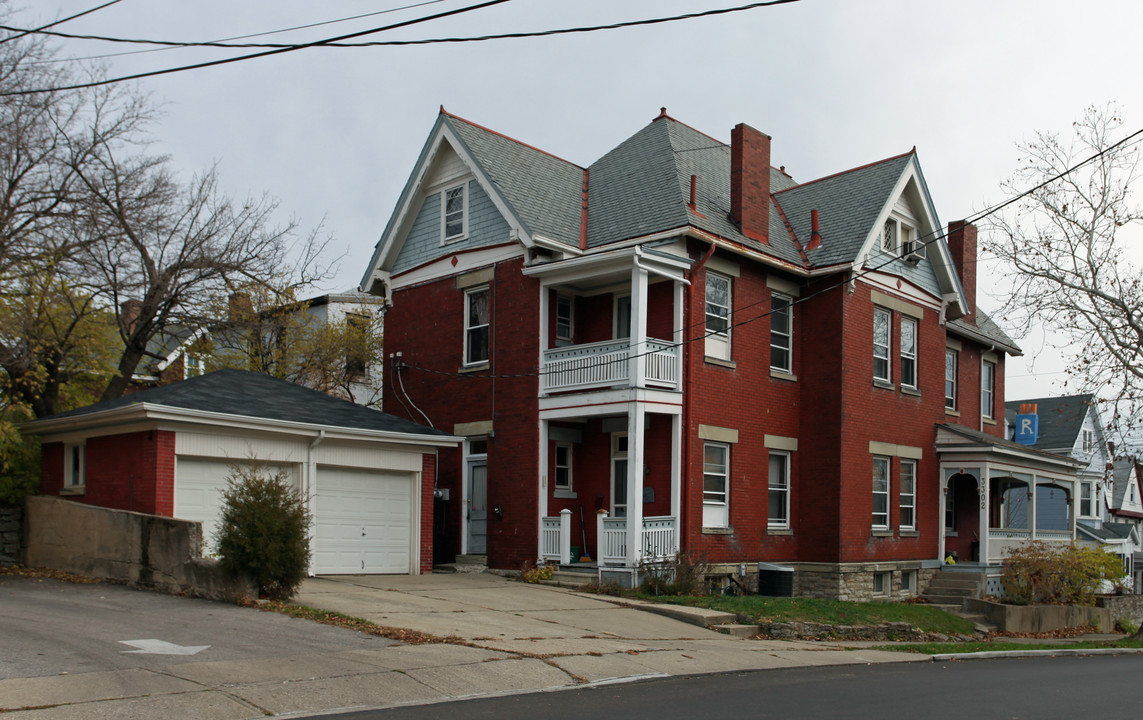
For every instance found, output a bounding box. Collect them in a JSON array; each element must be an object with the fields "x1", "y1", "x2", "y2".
[
  {"x1": 536, "y1": 399, "x2": 683, "y2": 571},
  {"x1": 937, "y1": 424, "x2": 1083, "y2": 566}
]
